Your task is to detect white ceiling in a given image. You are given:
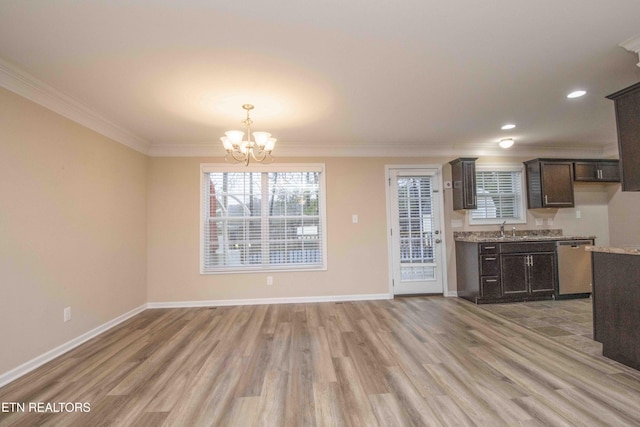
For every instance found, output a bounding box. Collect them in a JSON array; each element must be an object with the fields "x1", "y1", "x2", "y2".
[{"x1": 1, "y1": 0, "x2": 640, "y2": 157}]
